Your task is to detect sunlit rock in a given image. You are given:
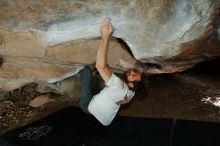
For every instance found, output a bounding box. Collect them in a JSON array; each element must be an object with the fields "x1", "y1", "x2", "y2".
[
  {"x1": 0, "y1": 0, "x2": 220, "y2": 91},
  {"x1": 0, "y1": 31, "x2": 134, "y2": 90}
]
